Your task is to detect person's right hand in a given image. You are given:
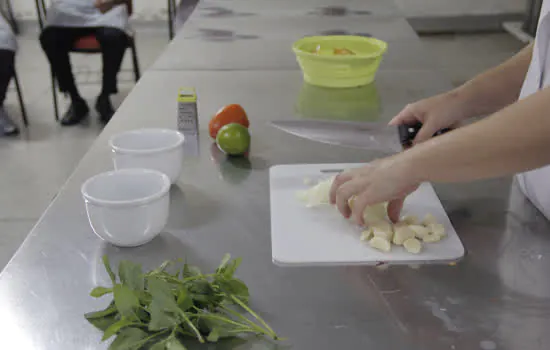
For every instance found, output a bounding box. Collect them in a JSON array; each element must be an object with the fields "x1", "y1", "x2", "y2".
[{"x1": 389, "y1": 90, "x2": 471, "y2": 144}]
